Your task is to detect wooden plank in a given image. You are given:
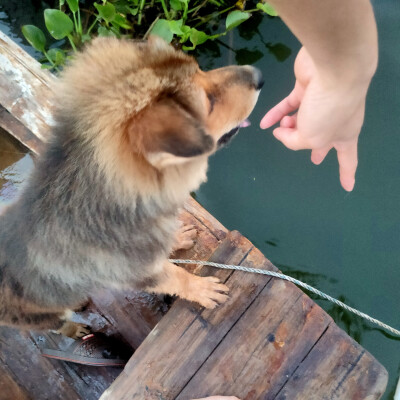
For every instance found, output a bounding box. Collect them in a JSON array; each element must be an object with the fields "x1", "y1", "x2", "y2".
[
  {"x1": 29, "y1": 331, "x2": 123, "y2": 400},
  {"x1": 273, "y1": 324, "x2": 388, "y2": 400},
  {"x1": 178, "y1": 285, "x2": 387, "y2": 399},
  {"x1": 100, "y1": 232, "x2": 272, "y2": 399},
  {"x1": 100, "y1": 232, "x2": 388, "y2": 400},
  {"x1": 0, "y1": 363, "x2": 30, "y2": 400},
  {"x1": 0, "y1": 327, "x2": 83, "y2": 400},
  {"x1": 0, "y1": 31, "x2": 54, "y2": 143},
  {"x1": 184, "y1": 197, "x2": 228, "y2": 241},
  {"x1": 177, "y1": 281, "x2": 331, "y2": 399},
  {"x1": 0, "y1": 105, "x2": 43, "y2": 154}
]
